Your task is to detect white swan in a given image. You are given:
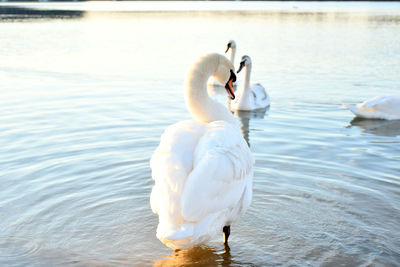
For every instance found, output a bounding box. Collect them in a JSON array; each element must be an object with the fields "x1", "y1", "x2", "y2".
[
  {"x1": 150, "y1": 53, "x2": 254, "y2": 250},
  {"x1": 225, "y1": 40, "x2": 237, "y2": 65},
  {"x1": 207, "y1": 40, "x2": 237, "y2": 86},
  {"x1": 343, "y1": 96, "x2": 400, "y2": 120},
  {"x1": 229, "y1": 55, "x2": 270, "y2": 111}
]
